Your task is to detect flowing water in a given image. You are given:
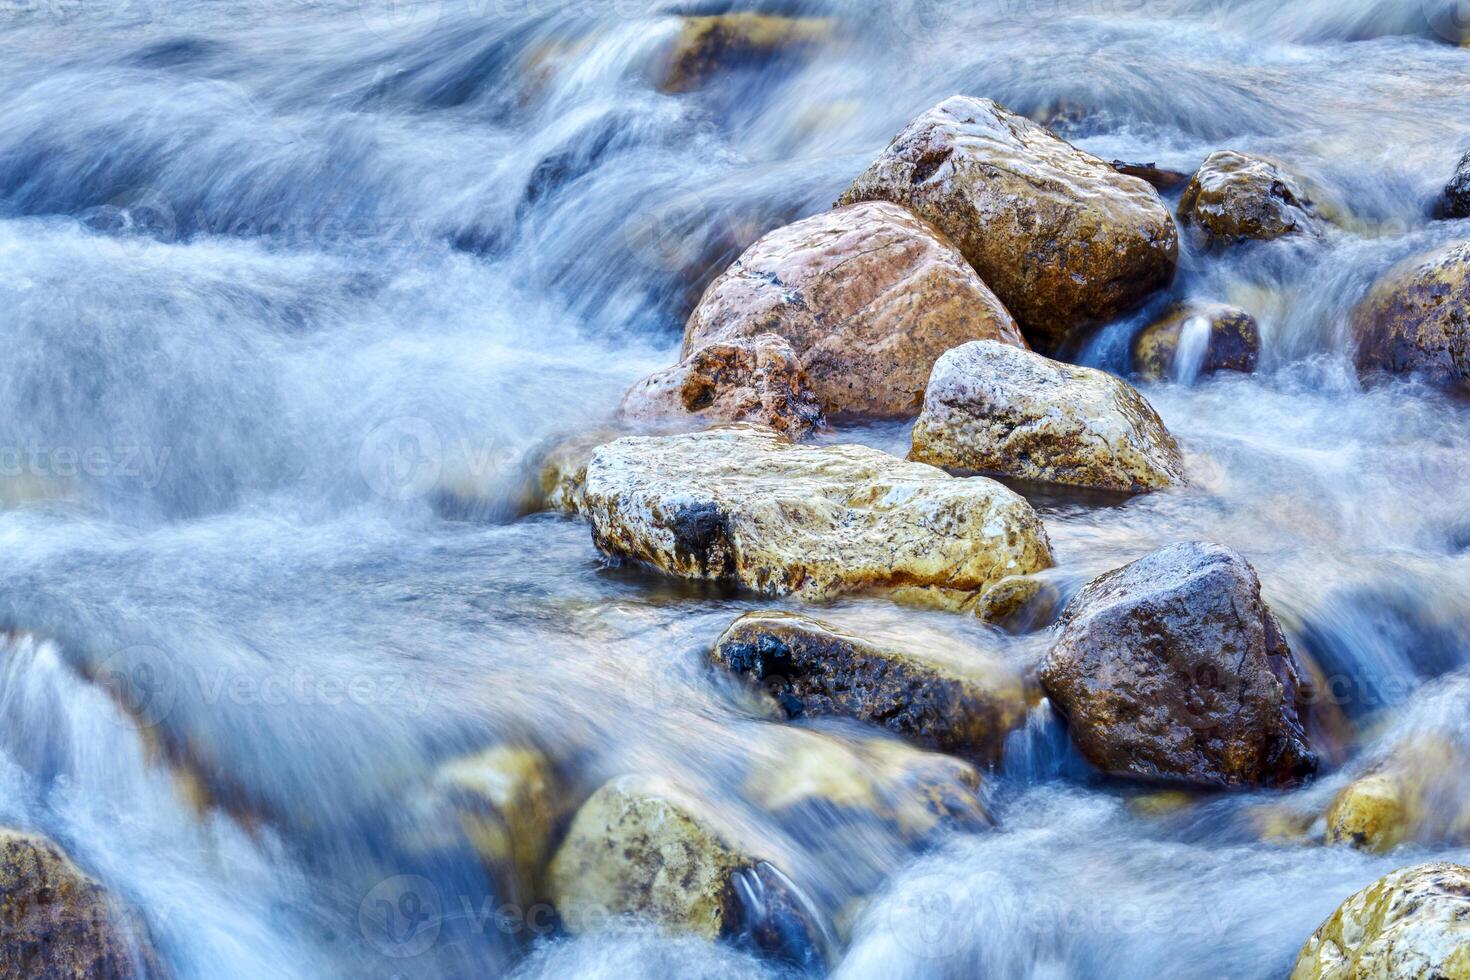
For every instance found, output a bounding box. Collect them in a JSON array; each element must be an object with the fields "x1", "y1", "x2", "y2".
[{"x1": 2, "y1": 0, "x2": 1470, "y2": 976}]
